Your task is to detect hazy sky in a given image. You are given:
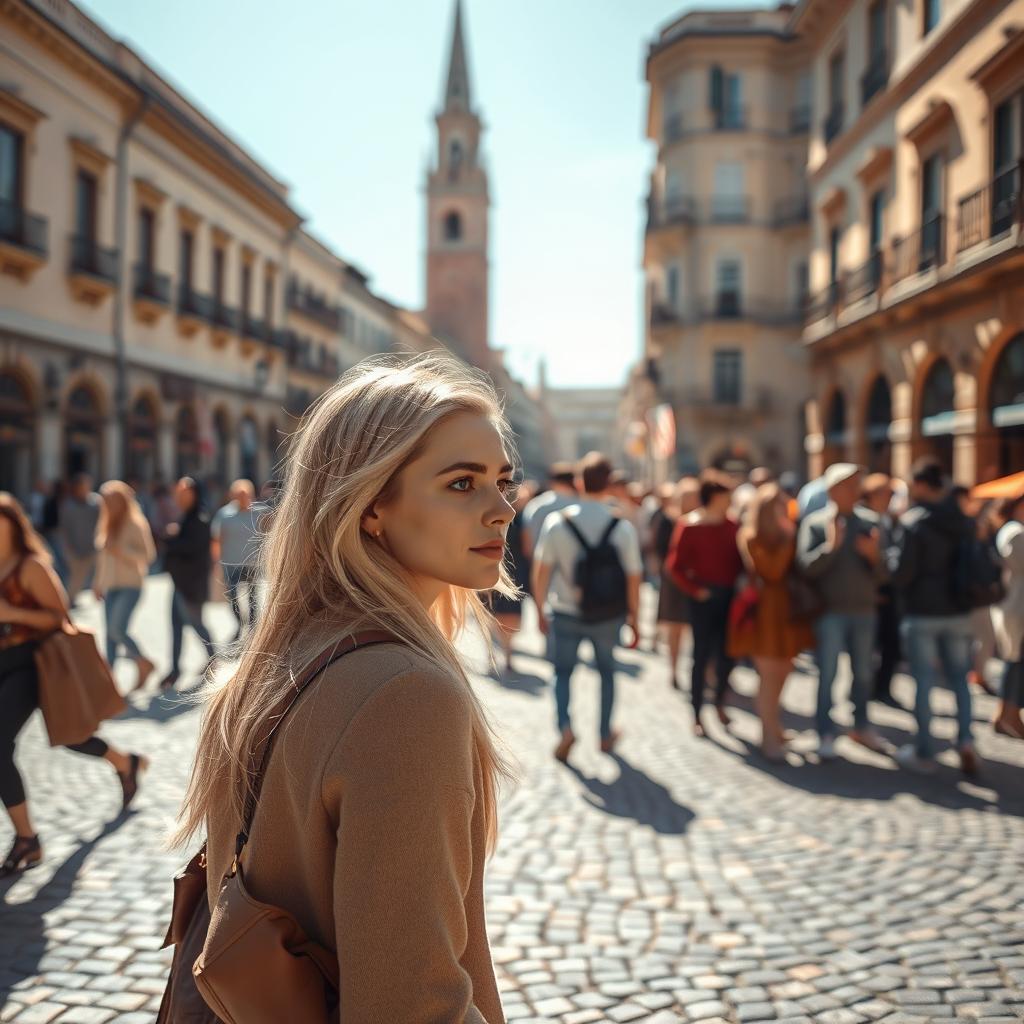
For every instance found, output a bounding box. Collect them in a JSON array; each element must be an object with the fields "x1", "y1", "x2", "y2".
[{"x1": 81, "y1": 0, "x2": 773, "y2": 389}]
